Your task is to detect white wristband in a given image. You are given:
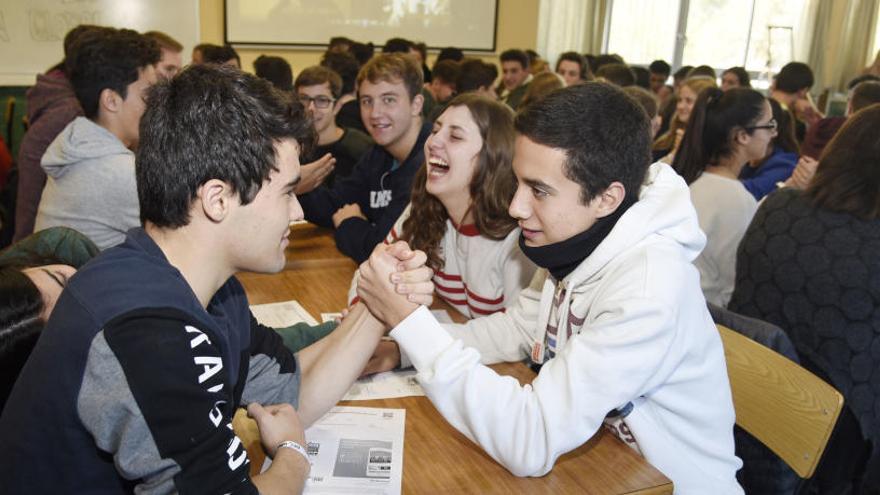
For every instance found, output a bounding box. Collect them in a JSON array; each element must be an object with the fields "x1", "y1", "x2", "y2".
[{"x1": 277, "y1": 440, "x2": 310, "y2": 463}]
